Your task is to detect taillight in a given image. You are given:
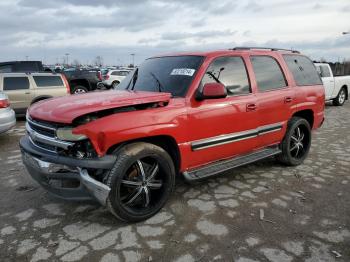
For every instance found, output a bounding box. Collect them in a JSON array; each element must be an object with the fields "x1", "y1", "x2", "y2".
[
  {"x1": 0, "y1": 99, "x2": 10, "y2": 108},
  {"x1": 104, "y1": 74, "x2": 109, "y2": 80},
  {"x1": 61, "y1": 74, "x2": 71, "y2": 94},
  {"x1": 97, "y1": 71, "x2": 102, "y2": 81}
]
